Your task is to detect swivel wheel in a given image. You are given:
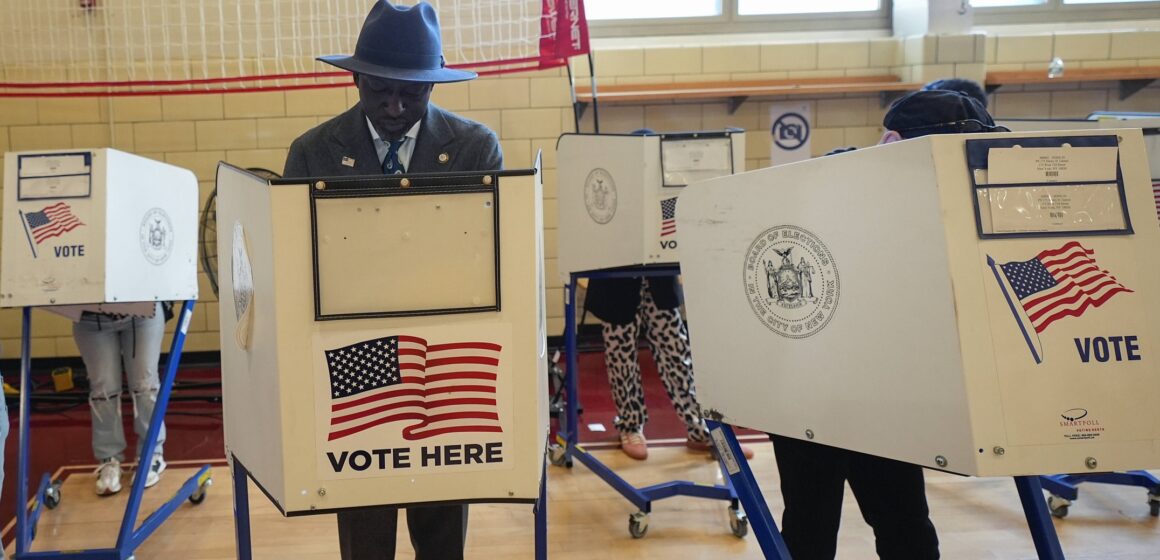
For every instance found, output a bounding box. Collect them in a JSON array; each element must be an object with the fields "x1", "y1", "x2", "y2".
[
  {"x1": 728, "y1": 505, "x2": 749, "y2": 538},
  {"x1": 628, "y1": 511, "x2": 649, "y2": 539},
  {"x1": 1047, "y1": 495, "x2": 1070, "y2": 519},
  {"x1": 548, "y1": 444, "x2": 569, "y2": 468},
  {"x1": 43, "y1": 481, "x2": 63, "y2": 510},
  {"x1": 189, "y1": 478, "x2": 213, "y2": 505}
]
